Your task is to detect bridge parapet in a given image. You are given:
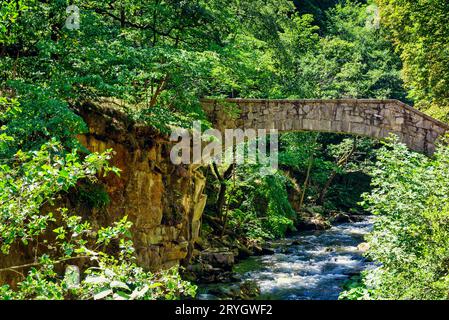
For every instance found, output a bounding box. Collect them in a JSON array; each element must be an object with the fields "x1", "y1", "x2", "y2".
[{"x1": 202, "y1": 98, "x2": 449, "y2": 154}]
